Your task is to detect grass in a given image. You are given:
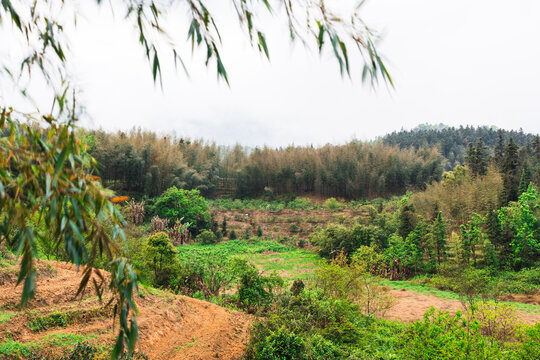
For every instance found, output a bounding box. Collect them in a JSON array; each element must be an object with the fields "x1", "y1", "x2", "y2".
[
  {"x1": 0, "y1": 333, "x2": 100, "y2": 358},
  {"x1": 27, "y1": 307, "x2": 111, "y2": 332},
  {"x1": 0, "y1": 339, "x2": 38, "y2": 358},
  {"x1": 41, "y1": 333, "x2": 98, "y2": 347},
  {"x1": 246, "y1": 249, "x2": 319, "y2": 283},
  {"x1": 380, "y1": 279, "x2": 462, "y2": 300},
  {"x1": 176, "y1": 239, "x2": 321, "y2": 284},
  {"x1": 0, "y1": 311, "x2": 16, "y2": 324},
  {"x1": 175, "y1": 337, "x2": 196, "y2": 352}
]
